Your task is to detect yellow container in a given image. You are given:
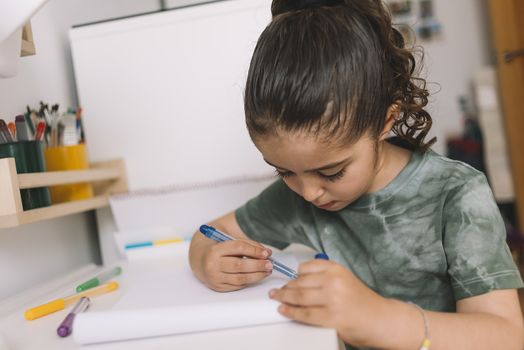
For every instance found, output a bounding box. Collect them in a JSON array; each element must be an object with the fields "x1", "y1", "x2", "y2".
[{"x1": 44, "y1": 144, "x2": 94, "y2": 203}]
